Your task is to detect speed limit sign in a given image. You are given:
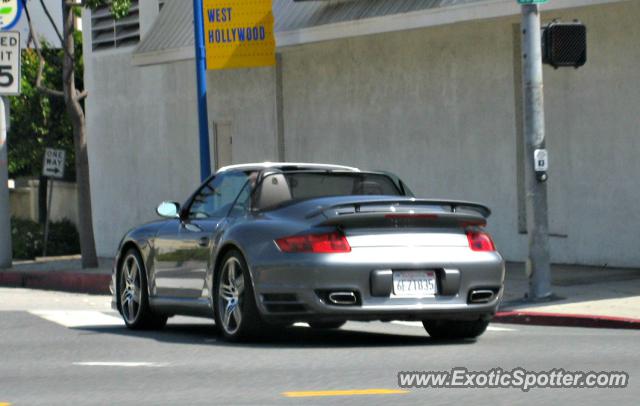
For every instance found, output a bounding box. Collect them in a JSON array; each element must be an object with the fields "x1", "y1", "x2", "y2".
[{"x1": 0, "y1": 31, "x2": 20, "y2": 95}]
